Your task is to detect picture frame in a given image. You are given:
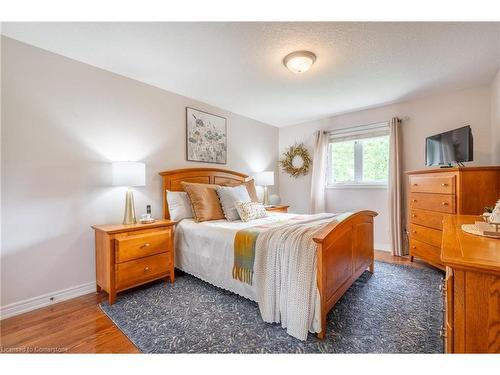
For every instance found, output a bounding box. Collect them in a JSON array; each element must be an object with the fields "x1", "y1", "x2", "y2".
[{"x1": 186, "y1": 107, "x2": 227, "y2": 164}]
